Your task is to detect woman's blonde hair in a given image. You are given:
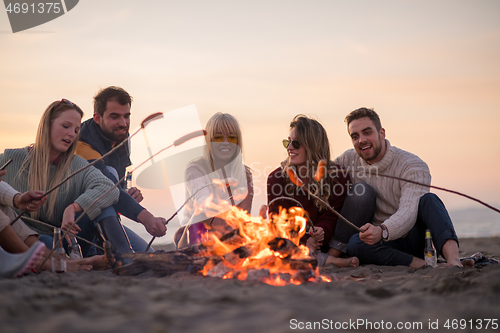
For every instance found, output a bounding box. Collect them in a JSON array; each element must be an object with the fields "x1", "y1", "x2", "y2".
[
  {"x1": 20, "y1": 100, "x2": 83, "y2": 219},
  {"x1": 283, "y1": 114, "x2": 332, "y2": 210}
]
